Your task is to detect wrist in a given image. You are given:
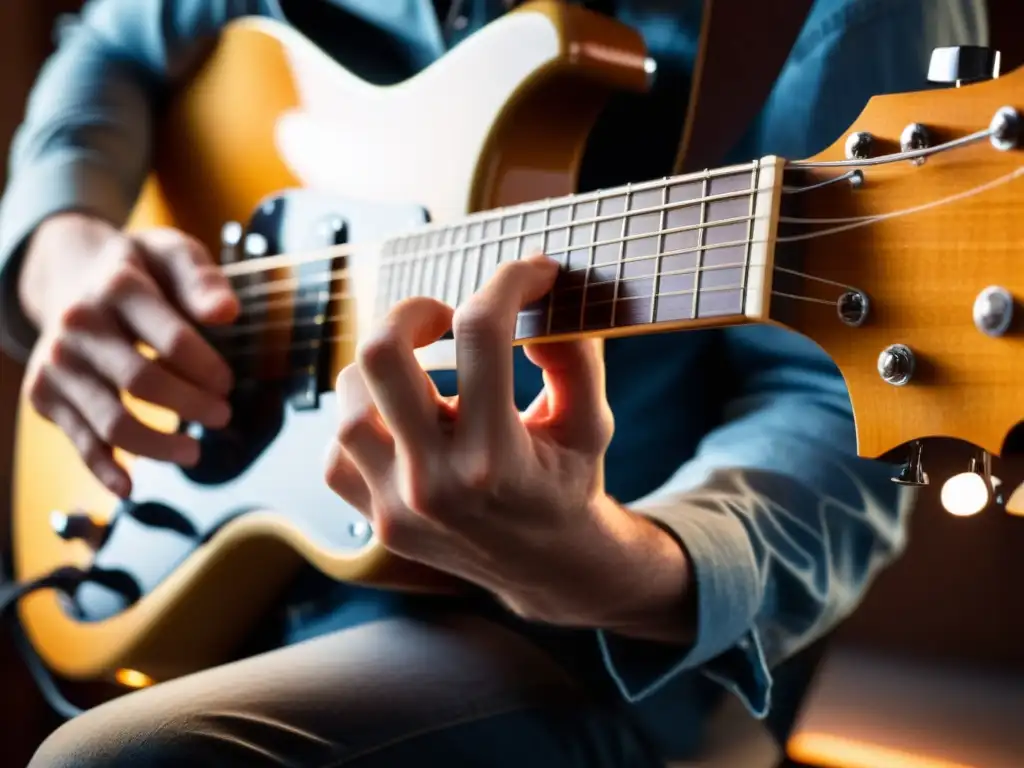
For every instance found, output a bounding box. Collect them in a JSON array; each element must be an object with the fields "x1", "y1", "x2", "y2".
[
  {"x1": 588, "y1": 494, "x2": 697, "y2": 643},
  {"x1": 18, "y1": 212, "x2": 118, "y2": 330}
]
